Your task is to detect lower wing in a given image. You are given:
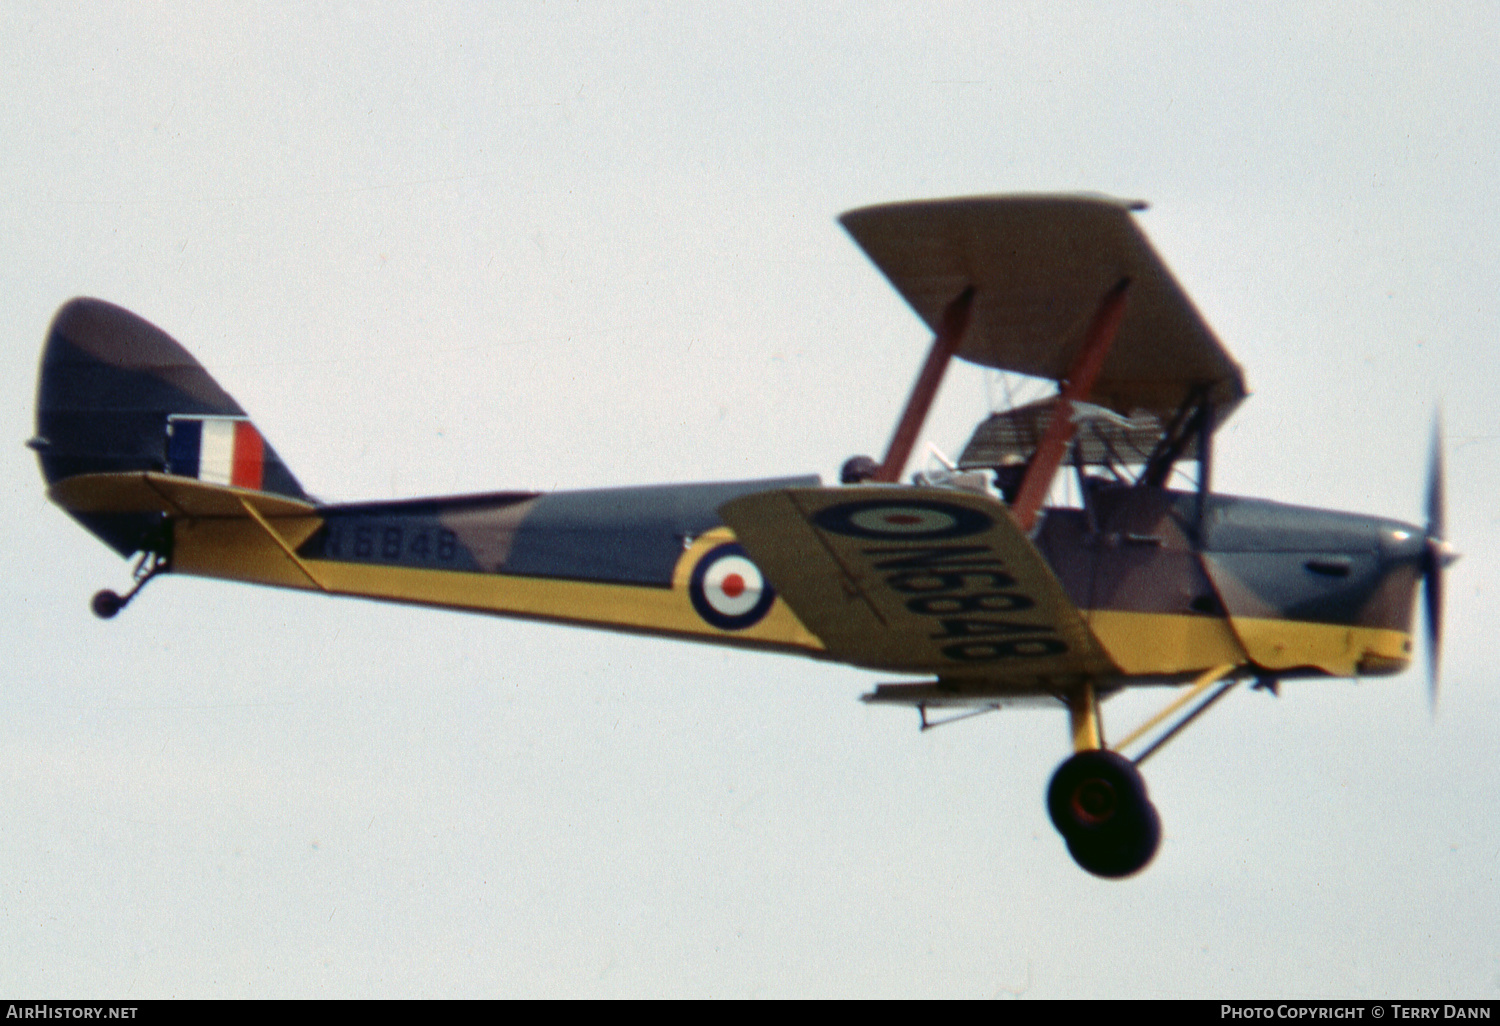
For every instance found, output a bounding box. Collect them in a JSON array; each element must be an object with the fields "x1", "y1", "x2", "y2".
[{"x1": 719, "y1": 485, "x2": 1117, "y2": 683}]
